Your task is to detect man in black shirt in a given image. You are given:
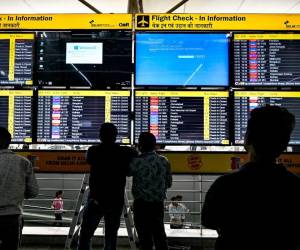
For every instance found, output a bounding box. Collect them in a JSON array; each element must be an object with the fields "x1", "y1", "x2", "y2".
[
  {"x1": 202, "y1": 106, "x2": 300, "y2": 250},
  {"x1": 78, "y1": 123, "x2": 137, "y2": 250}
]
